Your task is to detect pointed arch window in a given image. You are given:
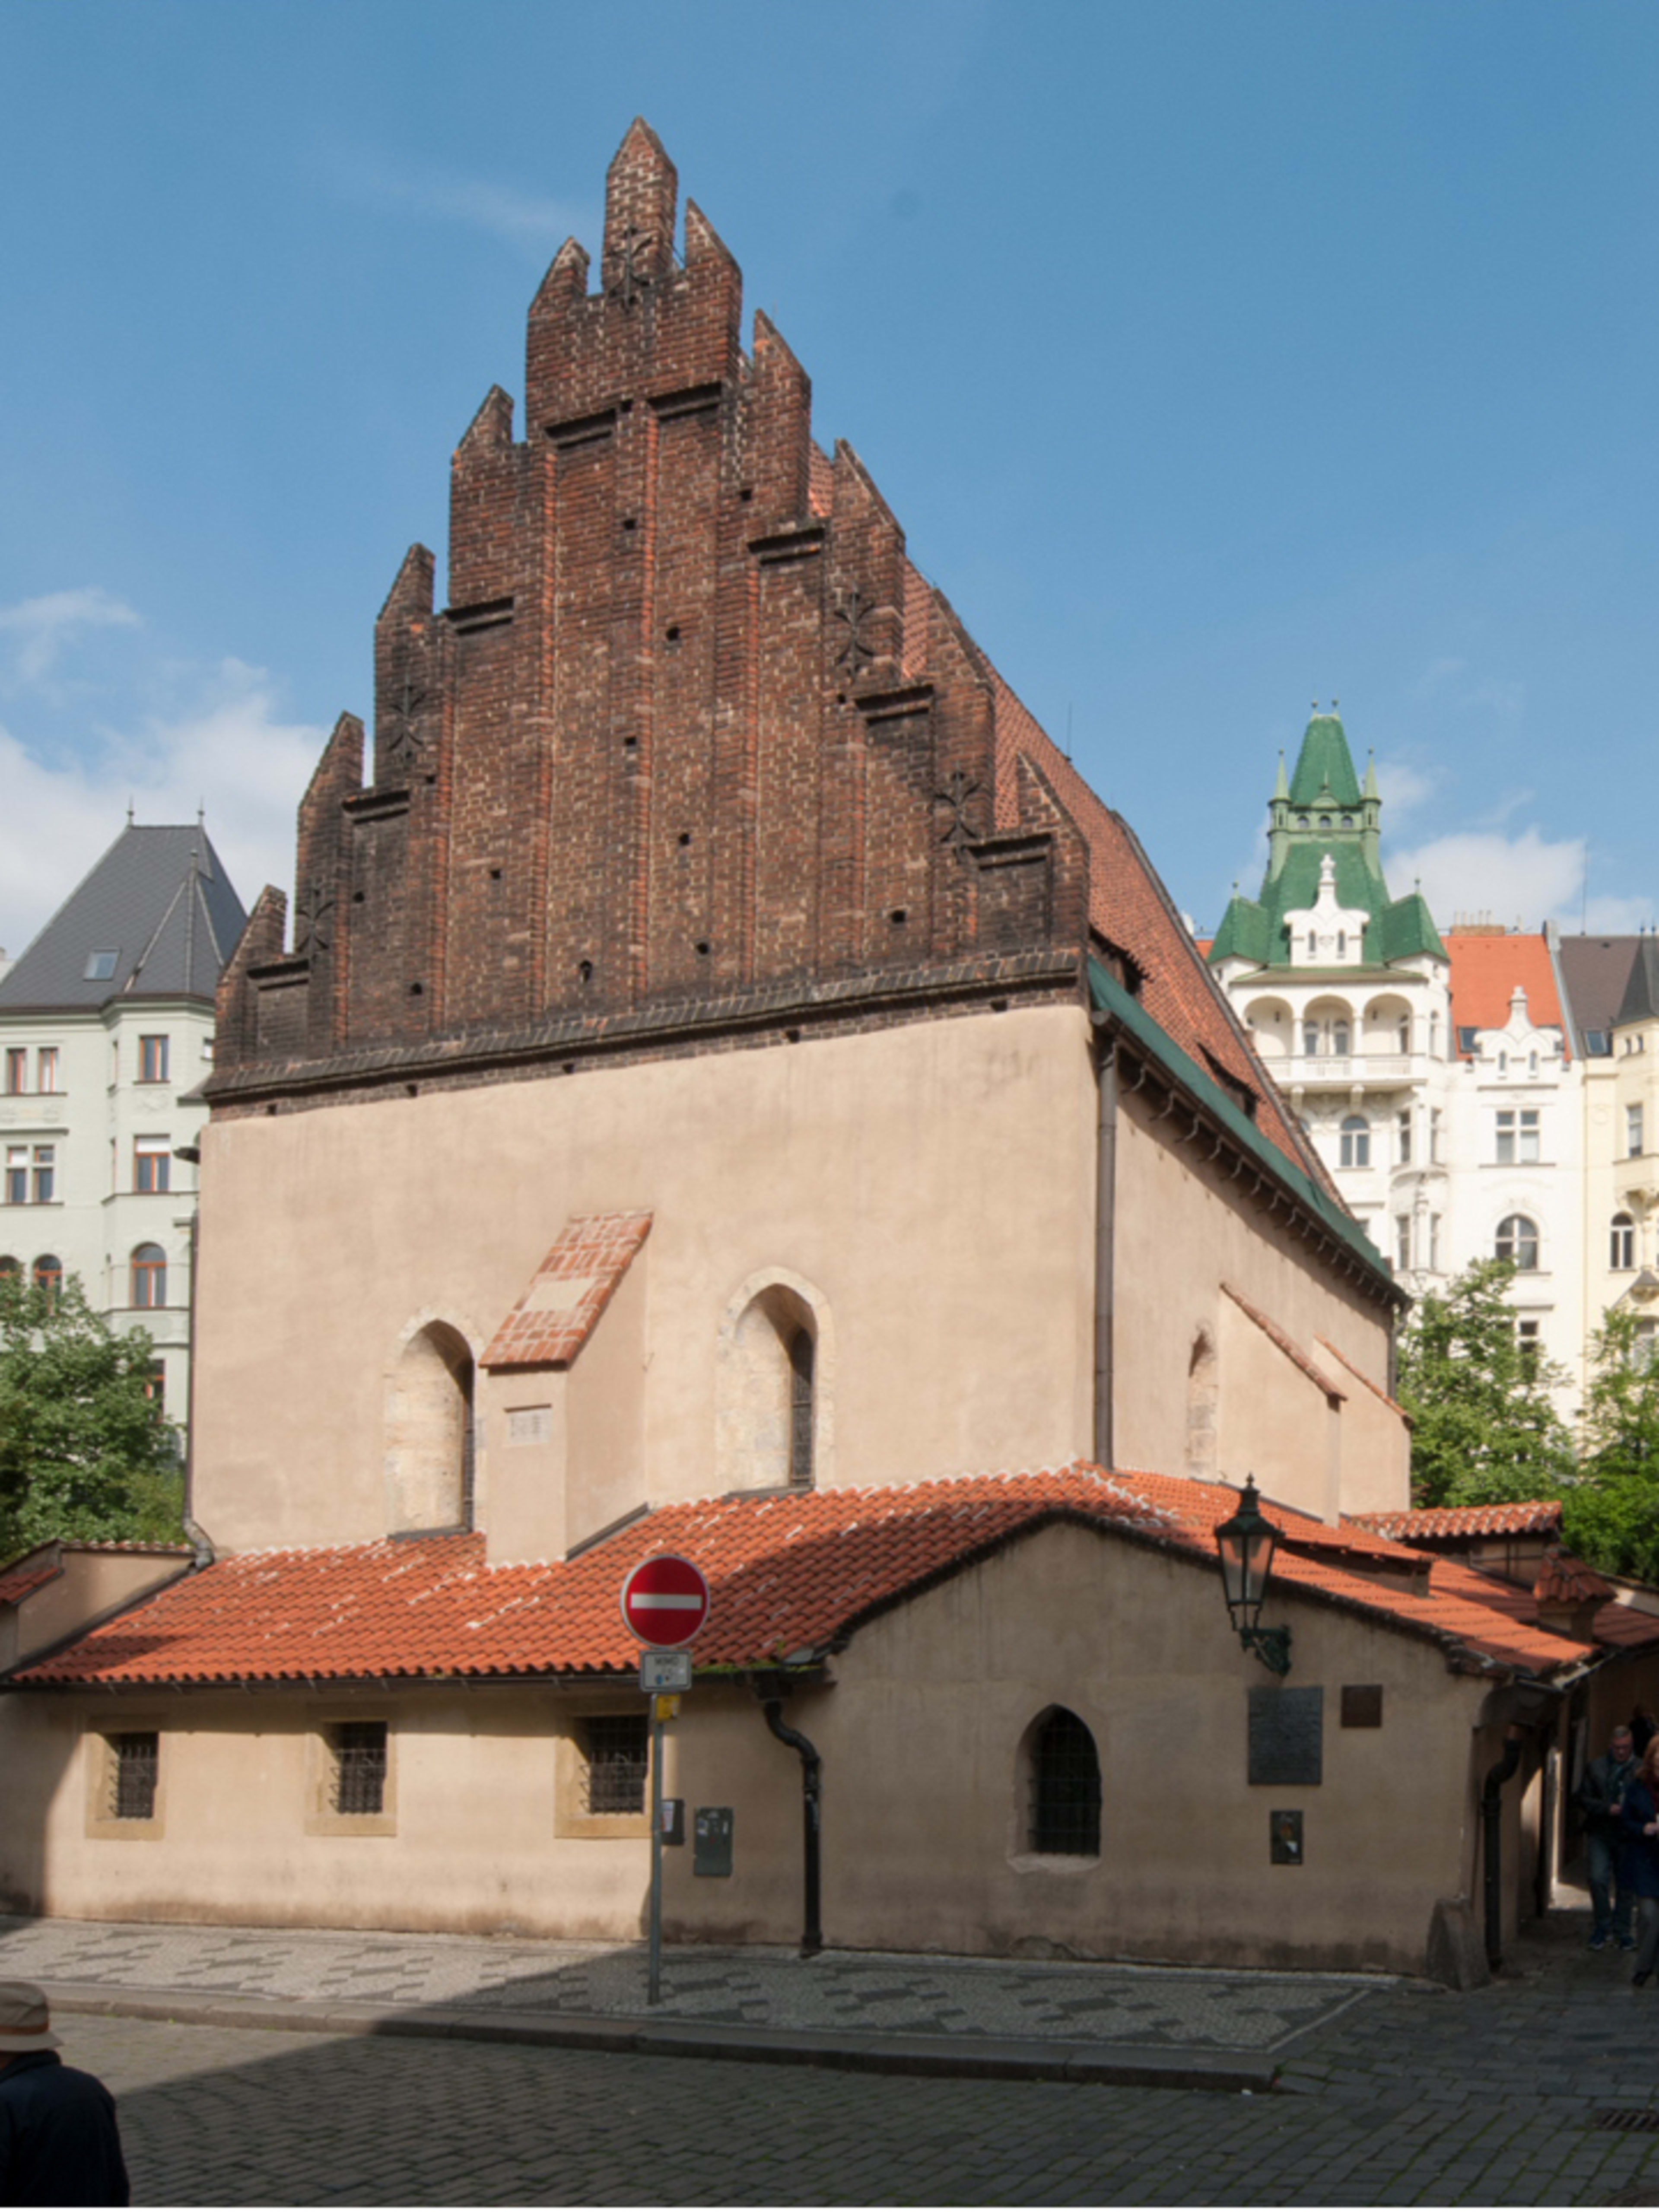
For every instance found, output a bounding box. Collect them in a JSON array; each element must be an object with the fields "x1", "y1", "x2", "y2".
[
  {"x1": 1027, "y1": 1708, "x2": 1101, "y2": 1856},
  {"x1": 788, "y1": 1328, "x2": 815, "y2": 1487}
]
